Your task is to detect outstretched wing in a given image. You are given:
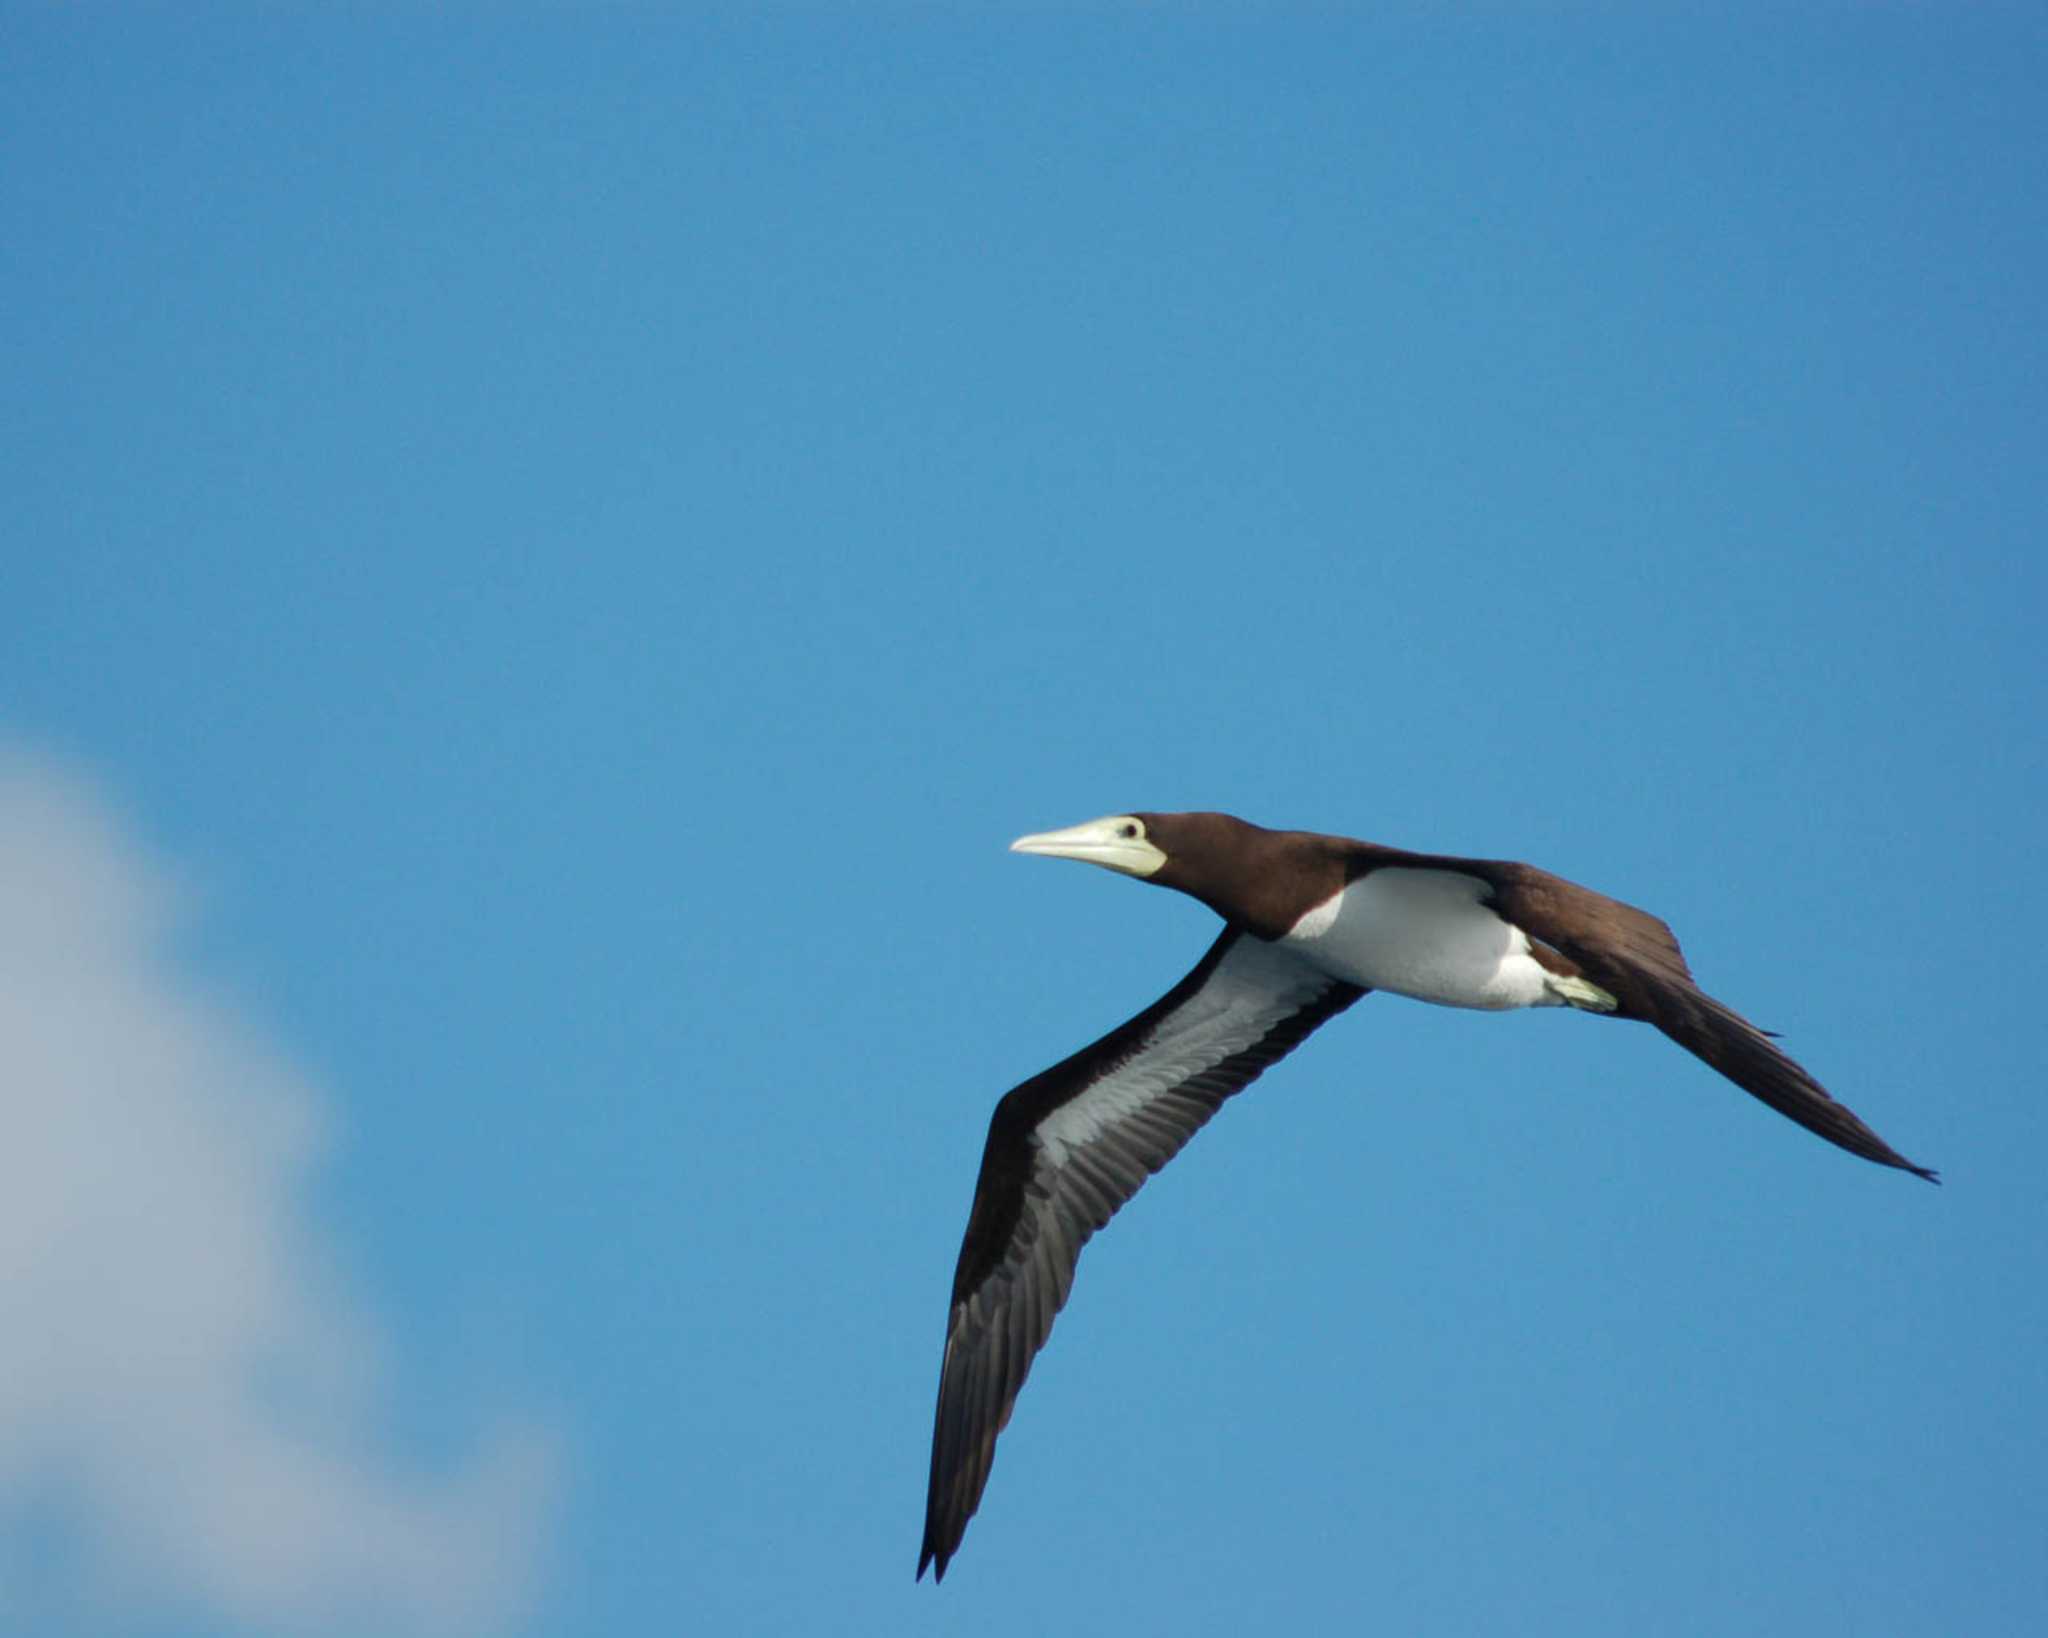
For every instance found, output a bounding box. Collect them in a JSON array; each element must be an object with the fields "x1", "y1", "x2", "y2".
[
  {"x1": 919, "y1": 929, "x2": 1366, "y2": 1581},
  {"x1": 1461, "y1": 855, "x2": 1935, "y2": 1181}
]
